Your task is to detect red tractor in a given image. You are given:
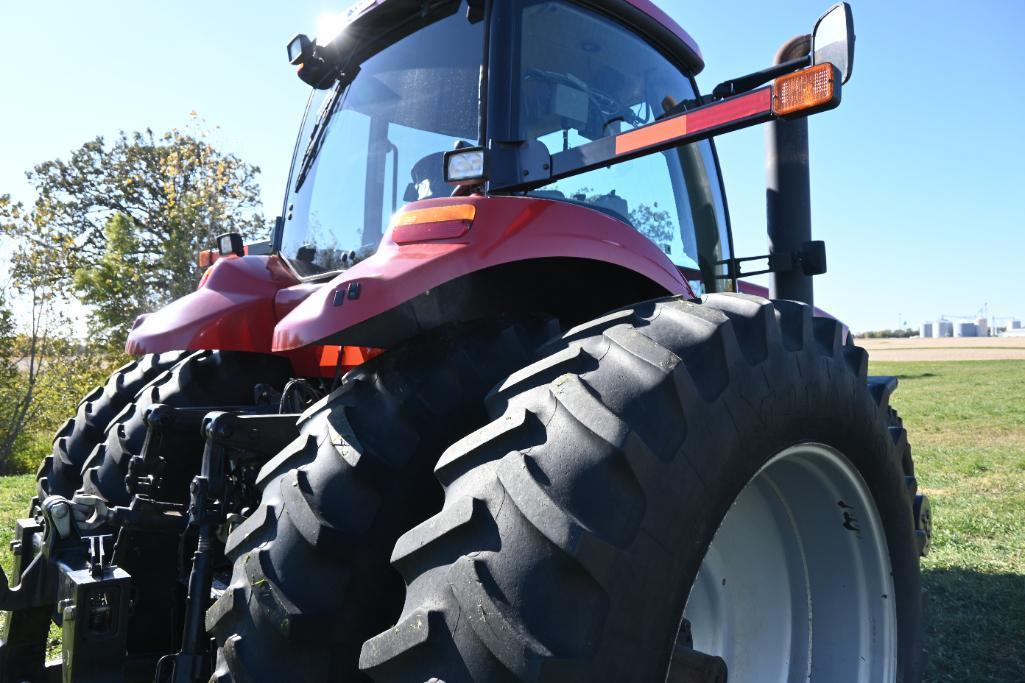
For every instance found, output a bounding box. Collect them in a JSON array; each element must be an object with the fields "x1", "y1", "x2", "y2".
[{"x1": 1, "y1": 1, "x2": 930, "y2": 681}]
